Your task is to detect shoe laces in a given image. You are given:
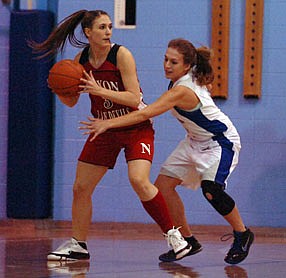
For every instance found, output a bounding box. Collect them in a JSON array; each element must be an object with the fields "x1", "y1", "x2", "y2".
[
  {"x1": 54, "y1": 238, "x2": 77, "y2": 252},
  {"x1": 164, "y1": 227, "x2": 184, "y2": 249},
  {"x1": 221, "y1": 233, "x2": 242, "y2": 252}
]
